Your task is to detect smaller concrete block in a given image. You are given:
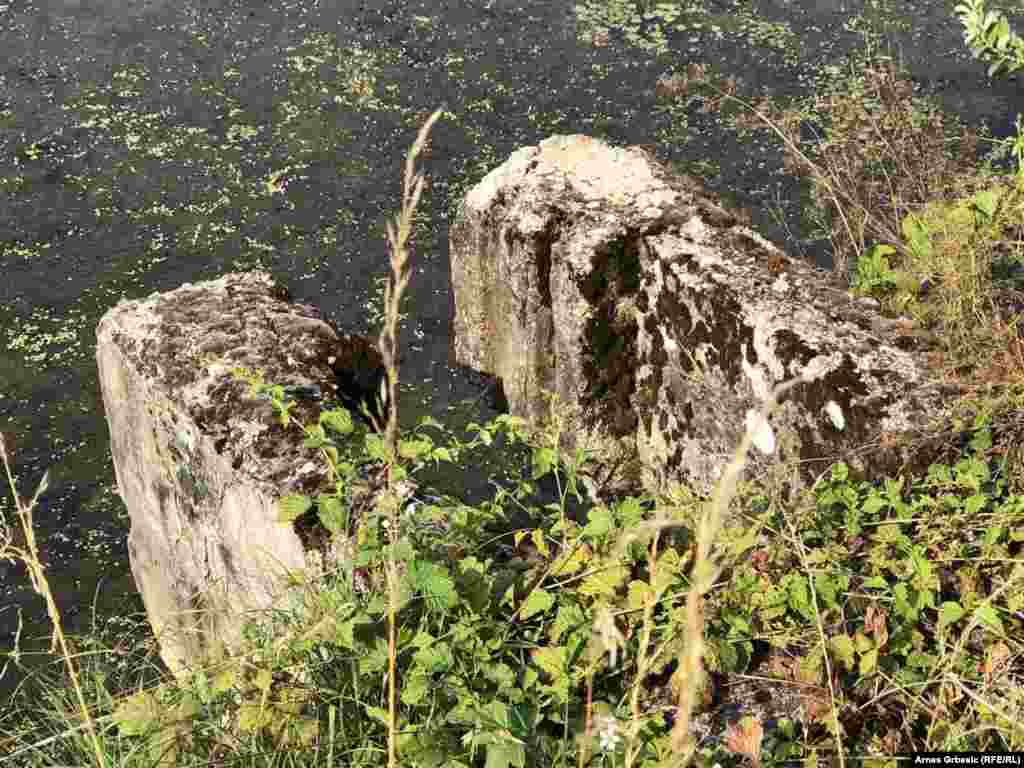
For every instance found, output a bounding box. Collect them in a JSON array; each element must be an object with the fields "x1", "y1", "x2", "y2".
[{"x1": 95, "y1": 271, "x2": 398, "y2": 680}]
